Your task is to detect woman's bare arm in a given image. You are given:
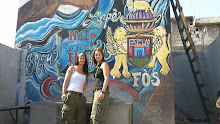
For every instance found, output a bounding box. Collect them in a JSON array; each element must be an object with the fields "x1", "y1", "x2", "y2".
[
  {"x1": 61, "y1": 66, "x2": 75, "y2": 100},
  {"x1": 83, "y1": 81, "x2": 87, "y2": 95},
  {"x1": 101, "y1": 62, "x2": 109, "y2": 92}
]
